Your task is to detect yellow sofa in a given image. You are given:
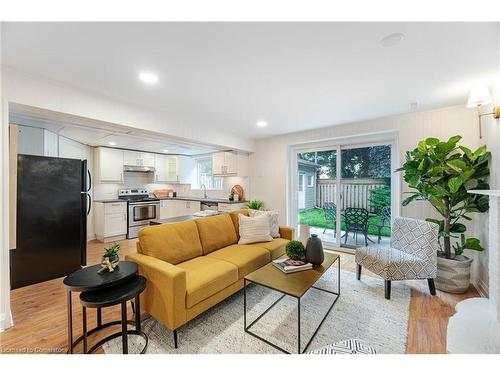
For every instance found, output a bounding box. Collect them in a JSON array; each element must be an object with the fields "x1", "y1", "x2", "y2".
[{"x1": 125, "y1": 208, "x2": 294, "y2": 347}]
